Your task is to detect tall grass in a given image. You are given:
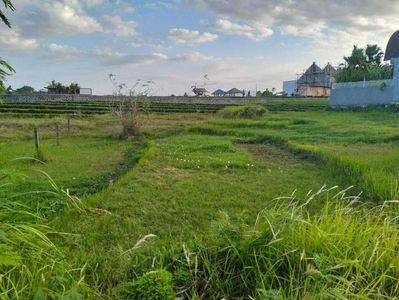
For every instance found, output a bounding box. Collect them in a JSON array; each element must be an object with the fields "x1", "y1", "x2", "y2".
[
  {"x1": 0, "y1": 166, "x2": 97, "y2": 299},
  {"x1": 155, "y1": 186, "x2": 399, "y2": 298},
  {"x1": 217, "y1": 105, "x2": 268, "y2": 119}
]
